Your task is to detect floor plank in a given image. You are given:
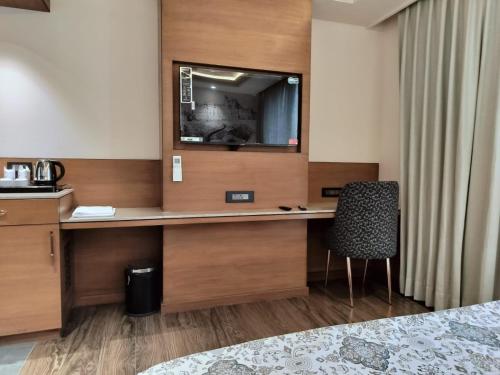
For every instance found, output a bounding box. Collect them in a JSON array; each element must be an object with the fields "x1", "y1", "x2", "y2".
[
  {"x1": 17, "y1": 281, "x2": 428, "y2": 375},
  {"x1": 97, "y1": 307, "x2": 135, "y2": 375}
]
